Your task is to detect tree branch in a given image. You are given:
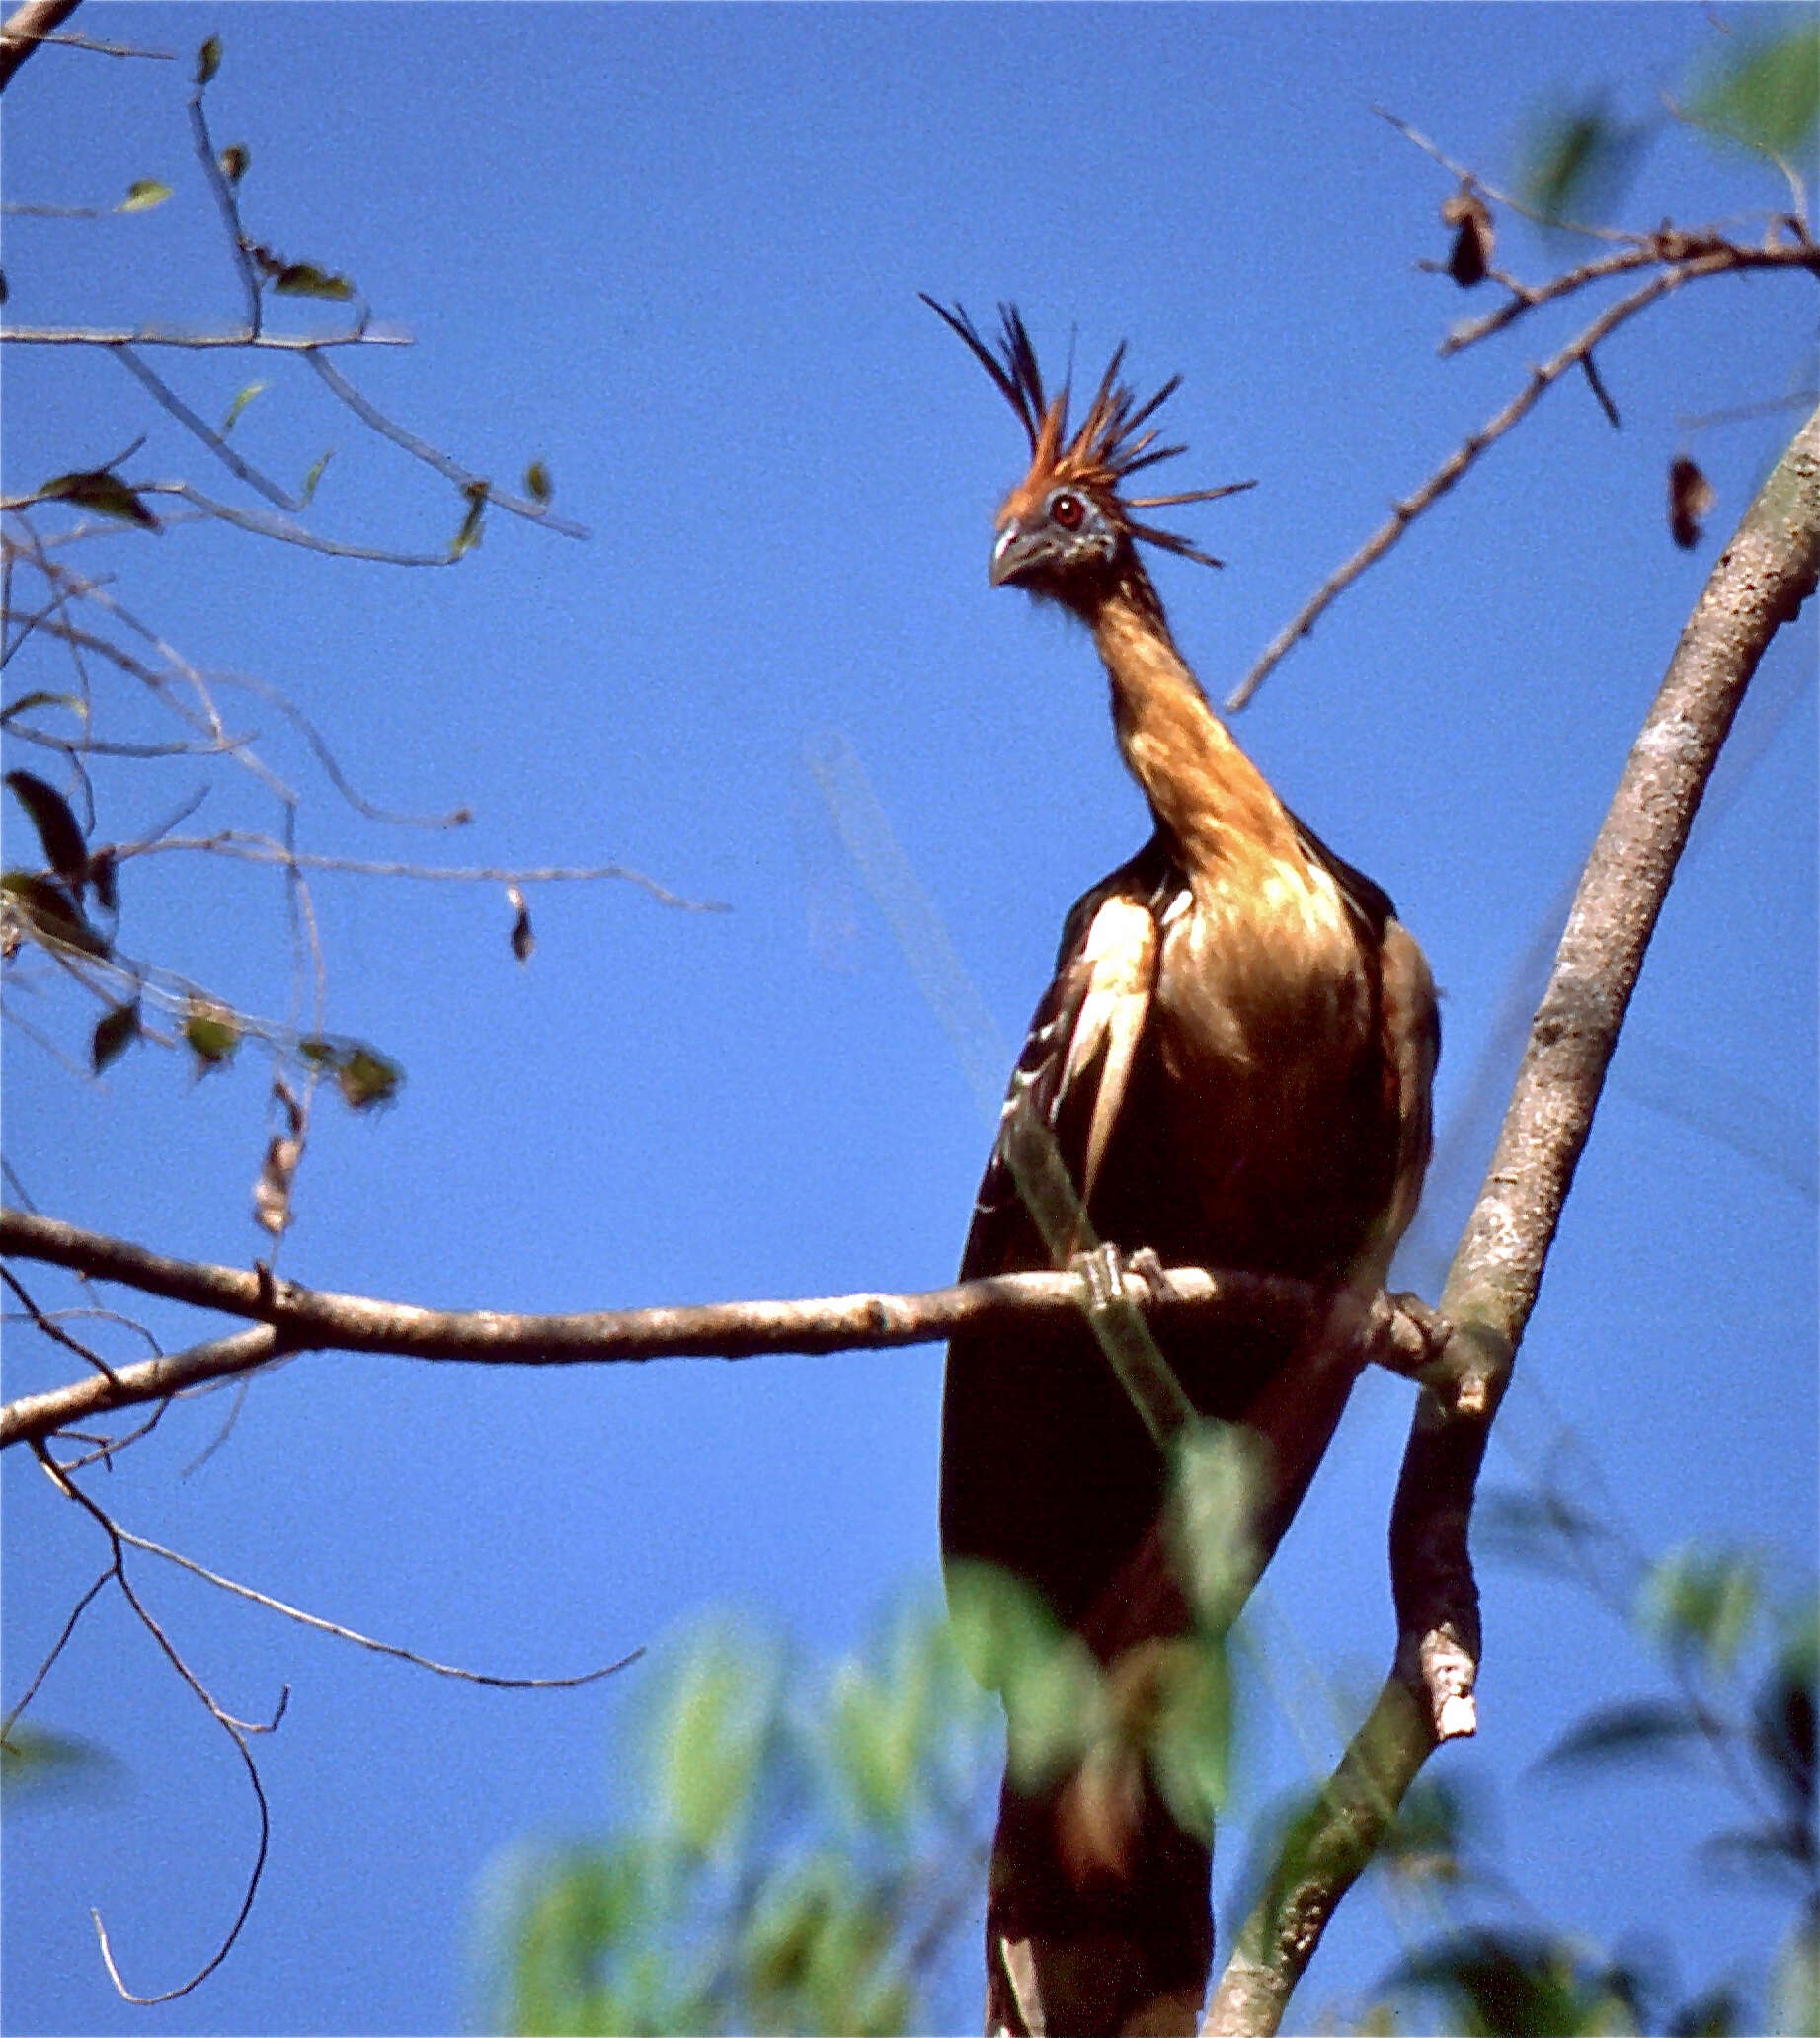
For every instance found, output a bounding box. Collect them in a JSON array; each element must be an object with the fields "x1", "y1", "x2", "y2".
[
  {"x1": 0, "y1": 1206, "x2": 1447, "y2": 1452},
  {"x1": 1204, "y1": 402, "x2": 1820, "y2": 2036},
  {"x1": 0, "y1": 0, "x2": 81, "y2": 93}
]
